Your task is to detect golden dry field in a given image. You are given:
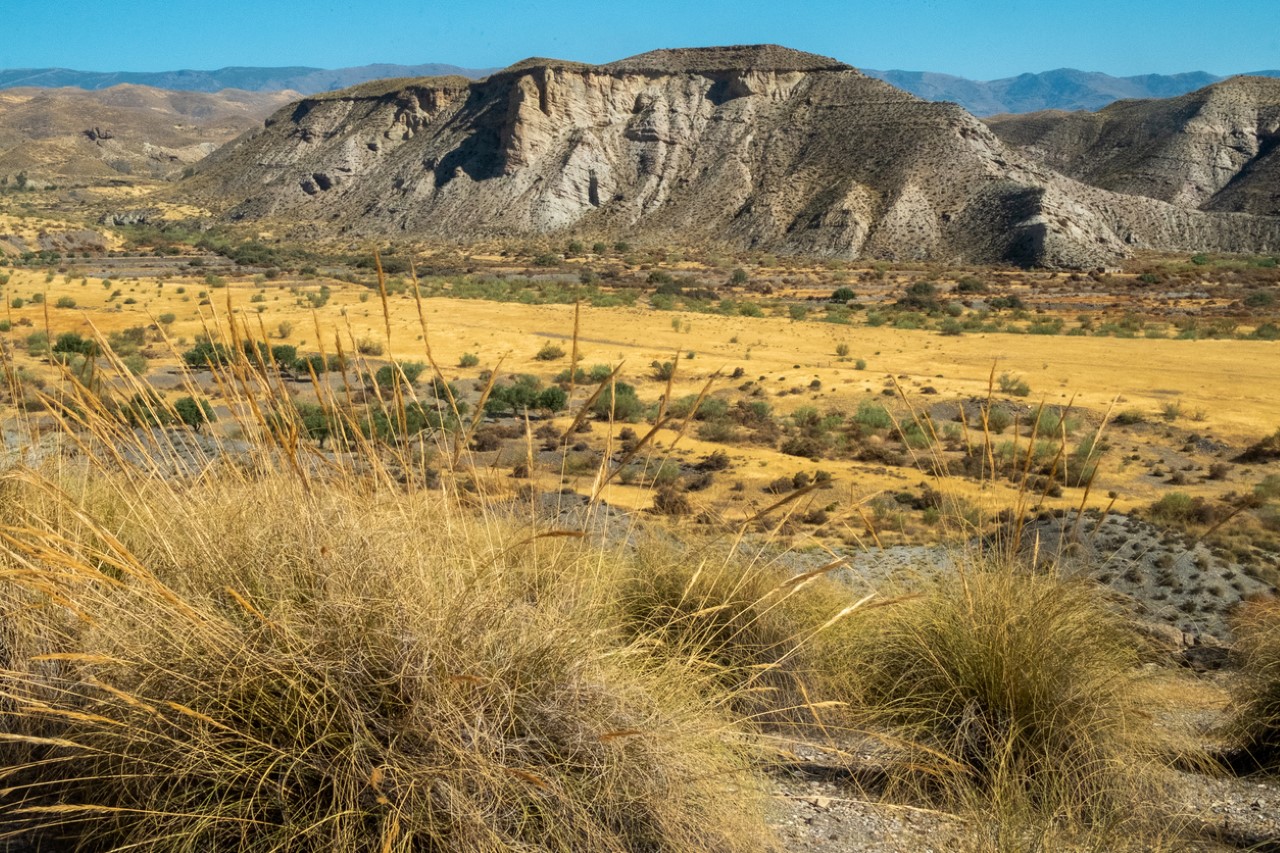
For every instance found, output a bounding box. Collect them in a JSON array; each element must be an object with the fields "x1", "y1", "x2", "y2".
[{"x1": 2, "y1": 235, "x2": 1278, "y2": 554}]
